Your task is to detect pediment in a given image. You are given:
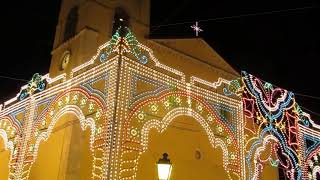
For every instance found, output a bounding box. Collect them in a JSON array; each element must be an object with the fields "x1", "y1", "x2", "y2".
[{"x1": 151, "y1": 38, "x2": 239, "y2": 76}]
